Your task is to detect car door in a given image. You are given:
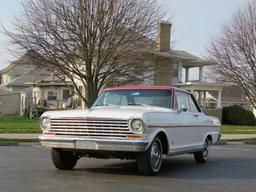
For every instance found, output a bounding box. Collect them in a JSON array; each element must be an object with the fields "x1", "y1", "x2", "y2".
[
  {"x1": 168, "y1": 91, "x2": 204, "y2": 149},
  {"x1": 186, "y1": 93, "x2": 207, "y2": 144}
]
